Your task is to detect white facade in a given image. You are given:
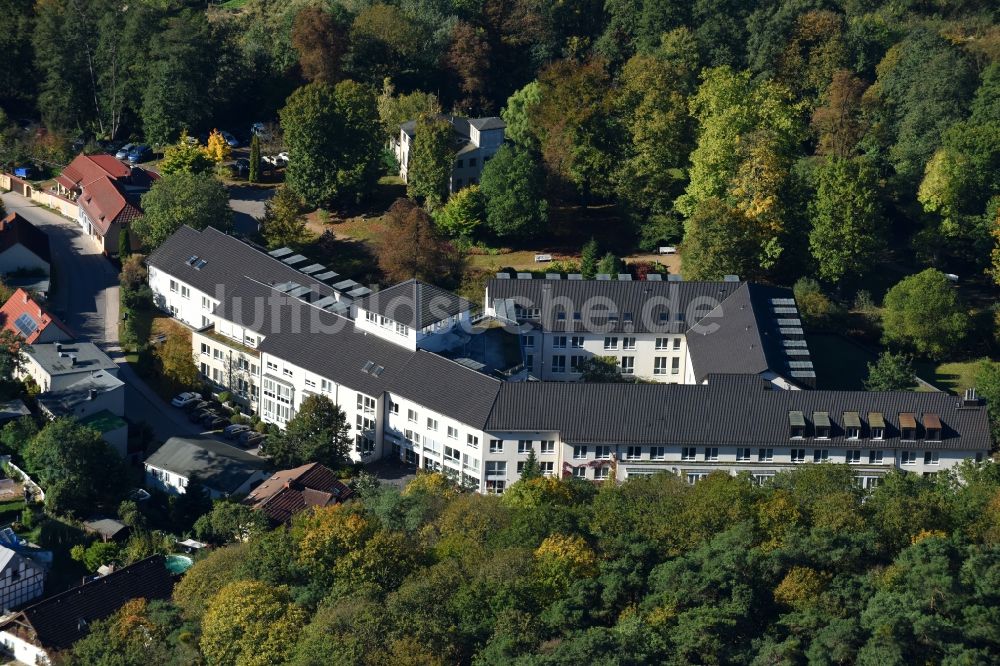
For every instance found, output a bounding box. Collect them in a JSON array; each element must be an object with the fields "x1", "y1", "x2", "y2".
[
  {"x1": 148, "y1": 265, "x2": 218, "y2": 329},
  {"x1": 0, "y1": 629, "x2": 48, "y2": 666}
]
